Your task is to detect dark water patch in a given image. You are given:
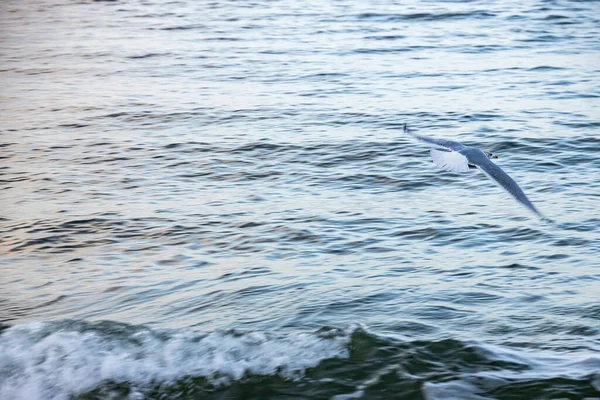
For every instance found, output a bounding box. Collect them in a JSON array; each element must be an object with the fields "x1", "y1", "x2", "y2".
[
  {"x1": 543, "y1": 14, "x2": 570, "y2": 21},
  {"x1": 352, "y1": 45, "x2": 434, "y2": 54},
  {"x1": 553, "y1": 121, "x2": 600, "y2": 129},
  {"x1": 552, "y1": 237, "x2": 590, "y2": 247},
  {"x1": 356, "y1": 10, "x2": 495, "y2": 21},
  {"x1": 528, "y1": 65, "x2": 567, "y2": 71},
  {"x1": 231, "y1": 142, "x2": 300, "y2": 154},
  {"x1": 58, "y1": 123, "x2": 89, "y2": 129},
  {"x1": 458, "y1": 112, "x2": 503, "y2": 122},
  {"x1": 126, "y1": 52, "x2": 172, "y2": 59},
  {"x1": 456, "y1": 44, "x2": 507, "y2": 53},
  {"x1": 536, "y1": 253, "x2": 570, "y2": 260},
  {"x1": 554, "y1": 92, "x2": 600, "y2": 100},
  {"x1": 157, "y1": 24, "x2": 206, "y2": 31},
  {"x1": 497, "y1": 263, "x2": 541, "y2": 270},
  {"x1": 100, "y1": 112, "x2": 129, "y2": 118},
  {"x1": 301, "y1": 72, "x2": 349, "y2": 81},
  {"x1": 219, "y1": 265, "x2": 273, "y2": 281},
  {"x1": 559, "y1": 219, "x2": 600, "y2": 232},
  {"x1": 364, "y1": 34, "x2": 407, "y2": 41},
  {"x1": 481, "y1": 66, "x2": 525, "y2": 73},
  {"x1": 520, "y1": 34, "x2": 573, "y2": 43},
  {"x1": 392, "y1": 226, "x2": 447, "y2": 241},
  {"x1": 494, "y1": 227, "x2": 547, "y2": 241},
  {"x1": 552, "y1": 304, "x2": 600, "y2": 322},
  {"x1": 487, "y1": 377, "x2": 600, "y2": 400}
]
